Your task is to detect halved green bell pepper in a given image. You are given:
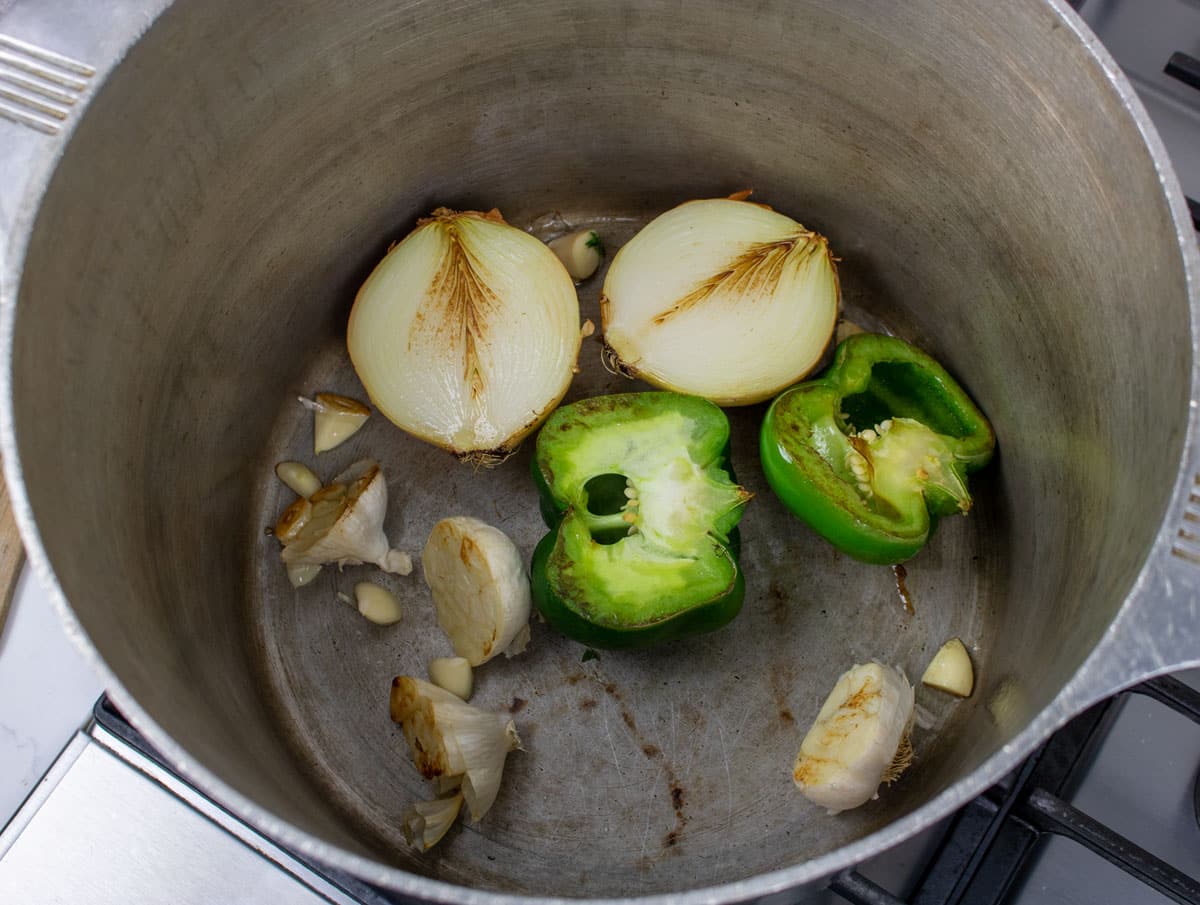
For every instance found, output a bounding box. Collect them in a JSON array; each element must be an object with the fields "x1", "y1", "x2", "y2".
[
  {"x1": 760, "y1": 333, "x2": 995, "y2": 565},
  {"x1": 531, "y1": 392, "x2": 751, "y2": 649}
]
